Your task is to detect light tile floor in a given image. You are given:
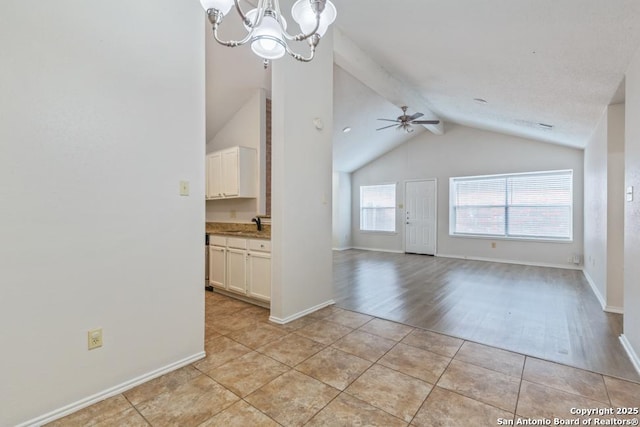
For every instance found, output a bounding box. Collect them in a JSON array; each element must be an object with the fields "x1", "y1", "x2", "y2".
[{"x1": 48, "y1": 291, "x2": 640, "y2": 426}]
